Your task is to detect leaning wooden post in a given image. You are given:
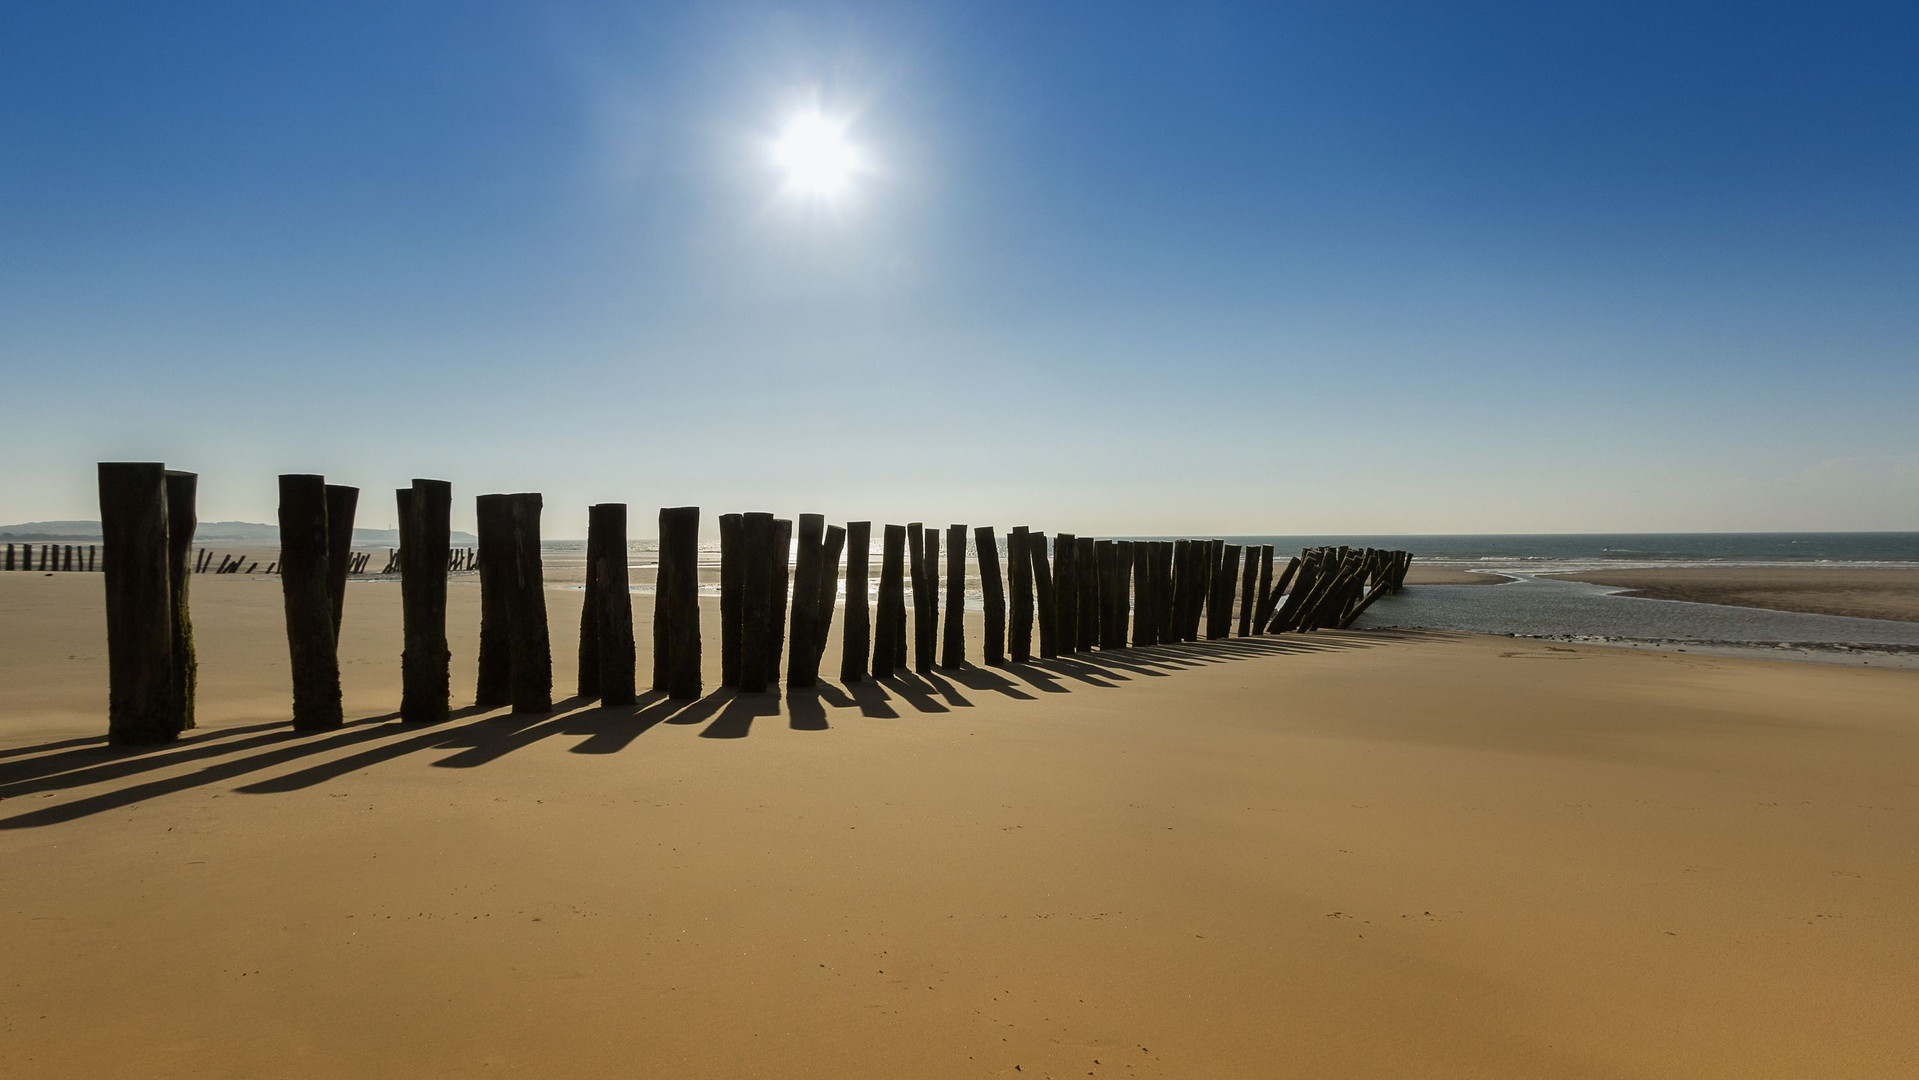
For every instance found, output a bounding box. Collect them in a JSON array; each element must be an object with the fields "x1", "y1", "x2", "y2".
[
  {"x1": 324, "y1": 484, "x2": 358, "y2": 641},
  {"x1": 475, "y1": 494, "x2": 514, "y2": 709},
  {"x1": 976, "y1": 526, "x2": 1005, "y2": 665},
  {"x1": 940, "y1": 524, "x2": 967, "y2": 668},
  {"x1": 1213, "y1": 544, "x2": 1242, "y2": 640},
  {"x1": 1251, "y1": 546, "x2": 1276, "y2": 634},
  {"x1": 1237, "y1": 545, "x2": 1258, "y2": 636},
  {"x1": 400, "y1": 479, "x2": 452, "y2": 724},
  {"x1": 279, "y1": 474, "x2": 342, "y2": 730},
  {"x1": 99, "y1": 463, "x2": 177, "y2": 744},
  {"x1": 872, "y1": 524, "x2": 906, "y2": 678},
  {"x1": 1006, "y1": 527, "x2": 1033, "y2": 662},
  {"x1": 1030, "y1": 532, "x2": 1059, "y2": 659},
  {"x1": 740, "y1": 512, "x2": 775, "y2": 692},
  {"x1": 504, "y1": 494, "x2": 552, "y2": 712},
  {"x1": 719, "y1": 513, "x2": 744, "y2": 687},
  {"x1": 786, "y1": 514, "x2": 826, "y2": 688},
  {"x1": 654, "y1": 506, "x2": 702, "y2": 699},
  {"x1": 840, "y1": 522, "x2": 872, "y2": 683},
  {"x1": 163, "y1": 470, "x2": 197, "y2": 733},
  {"x1": 590, "y1": 503, "x2": 636, "y2": 705},
  {"x1": 576, "y1": 502, "x2": 606, "y2": 700},
  {"x1": 1053, "y1": 533, "x2": 1078, "y2": 655},
  {"x1": 814, "y1": 524, "x2": 846, "y2": 671}
]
